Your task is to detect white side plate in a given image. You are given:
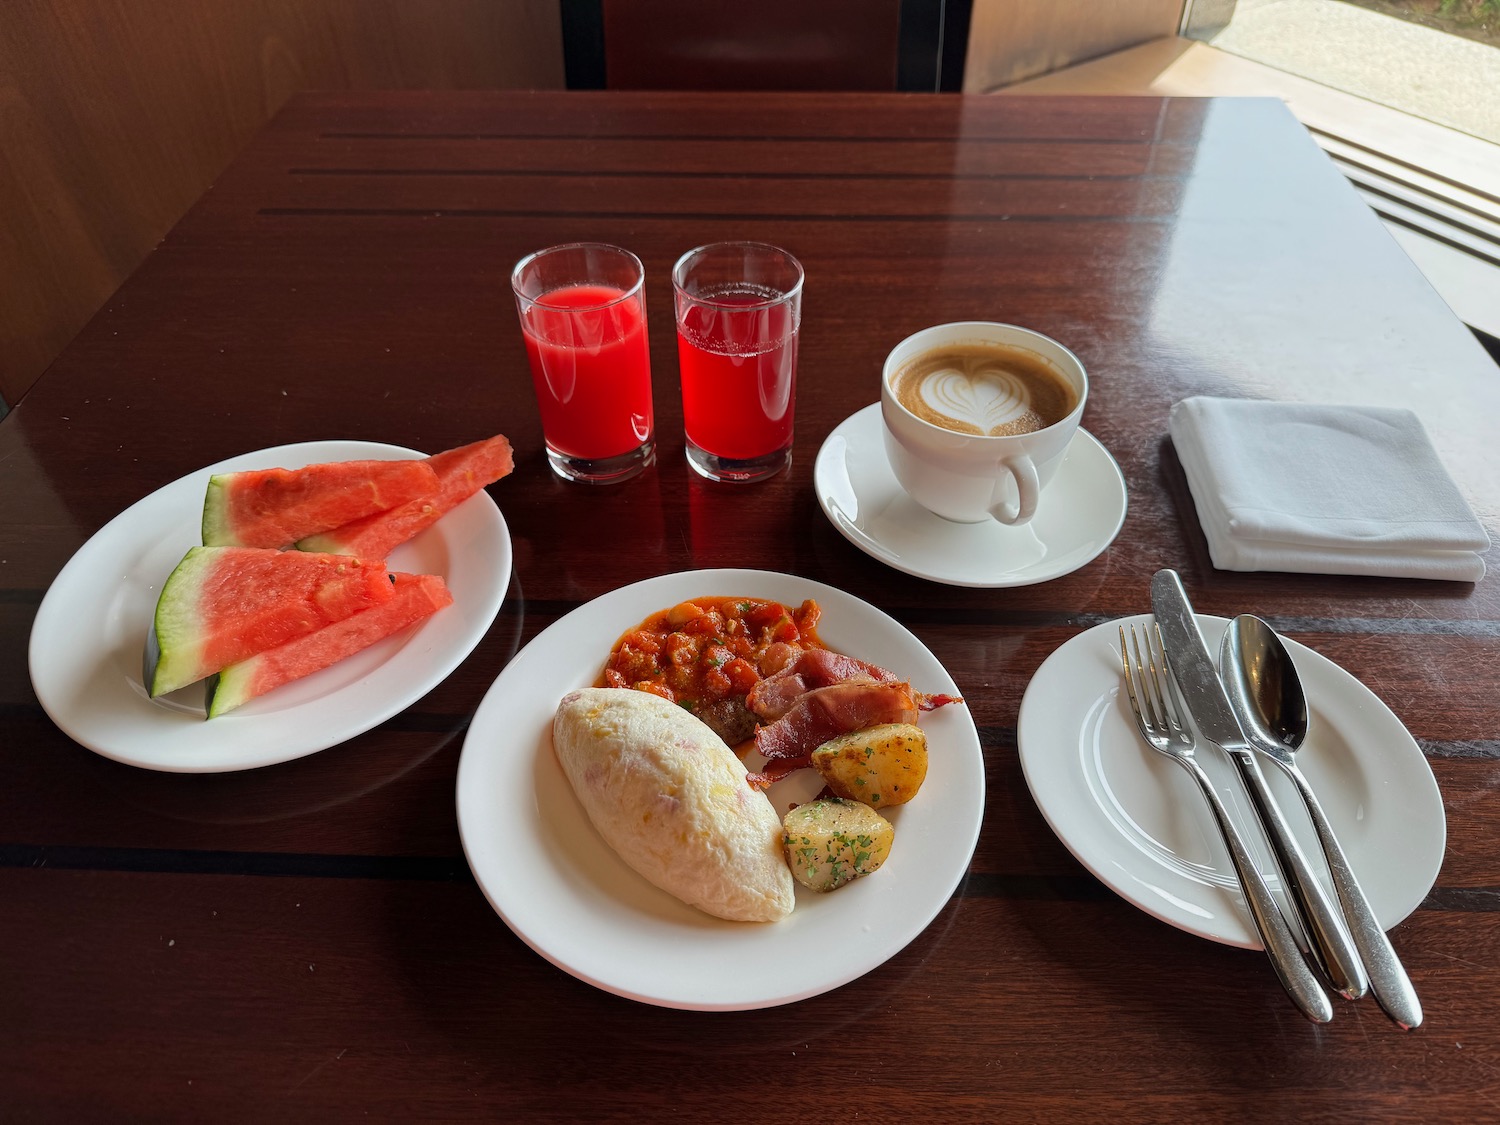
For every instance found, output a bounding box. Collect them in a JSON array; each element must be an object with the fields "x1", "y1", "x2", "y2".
[{"x1": 1018, "y1": 614, "x2": 1444, "y2": 947}]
